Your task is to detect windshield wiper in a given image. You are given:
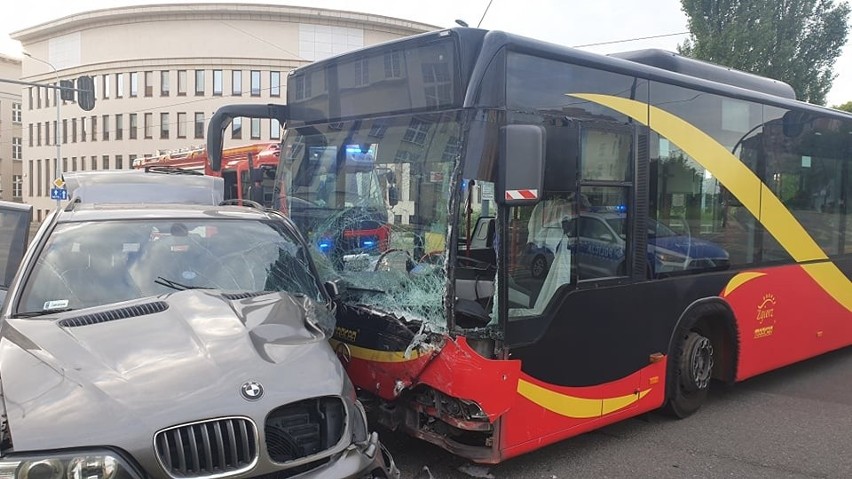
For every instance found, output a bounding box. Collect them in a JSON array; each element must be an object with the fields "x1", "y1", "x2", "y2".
[
  {"x1": 14, "y1": 308, "x2": 74, "y2": 318},
  {"x1": 155, "y1": 276, "x2": 211, "y2": 291}
]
